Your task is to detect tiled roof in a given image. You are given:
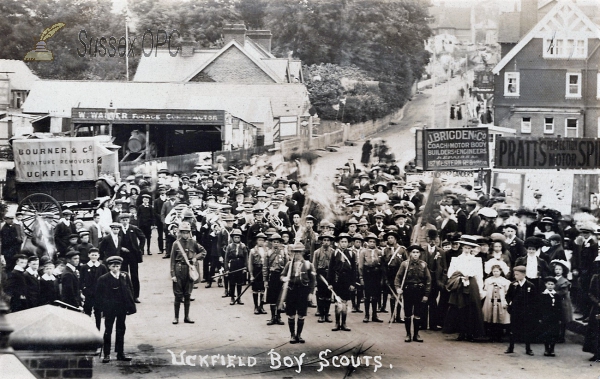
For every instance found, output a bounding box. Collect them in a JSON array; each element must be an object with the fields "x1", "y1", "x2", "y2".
[
  {"x1": 498, "y1": 12, "x2": 521, "y2": 43},
  {"x1": 134, "y1": 36, "x2": 292, "y2": 83},
  {"x1": 22, "y1": 81, "x2": 310, "y2": 120},
  {"x1": 133, "y1": 50, "x2": 214, "y2": 82},
  {"x1": 0, "y1": 60, "x2": 39, "y2": 90}
]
